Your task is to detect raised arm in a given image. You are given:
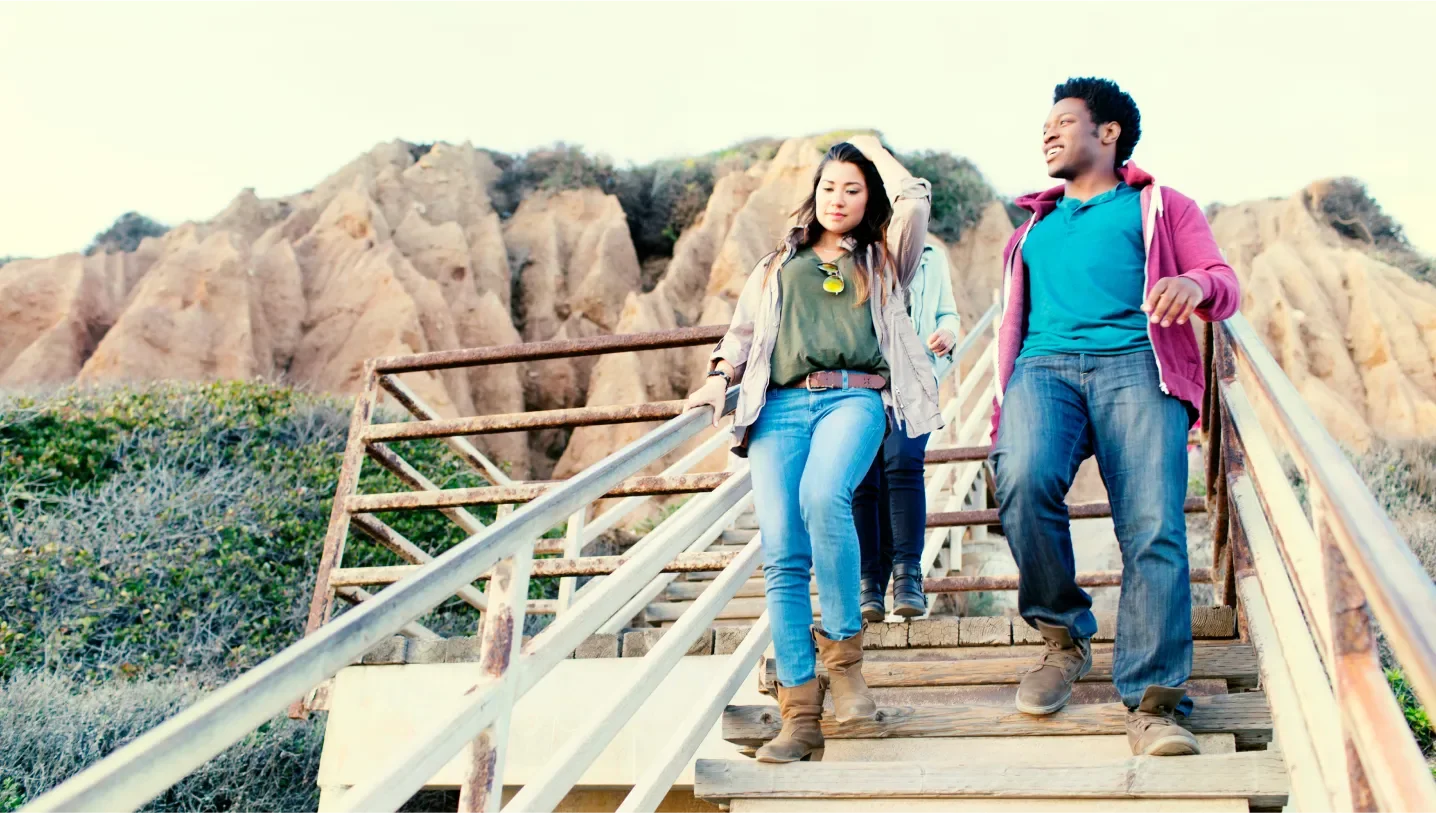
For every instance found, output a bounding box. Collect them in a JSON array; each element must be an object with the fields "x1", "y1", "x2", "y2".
[{"x1": 847, "y1": 135, "x2": 931, "y2": 288}]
